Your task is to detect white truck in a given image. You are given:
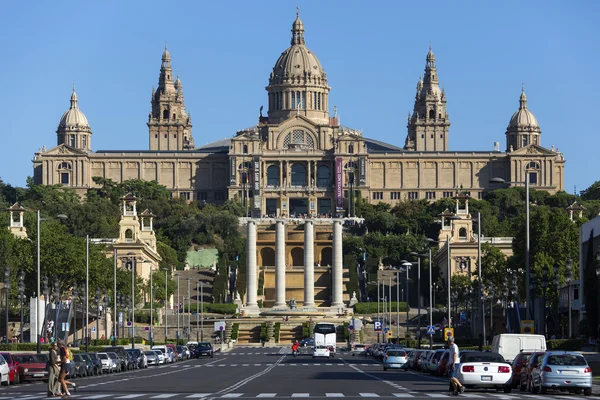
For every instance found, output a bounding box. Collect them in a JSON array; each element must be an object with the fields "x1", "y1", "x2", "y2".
[
  {"x1": 491, "y1": 333, "x2": 547, "y2": 363},
  {"x1": 313, "y1": 322, "x2": 336, "y2": 358}
]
